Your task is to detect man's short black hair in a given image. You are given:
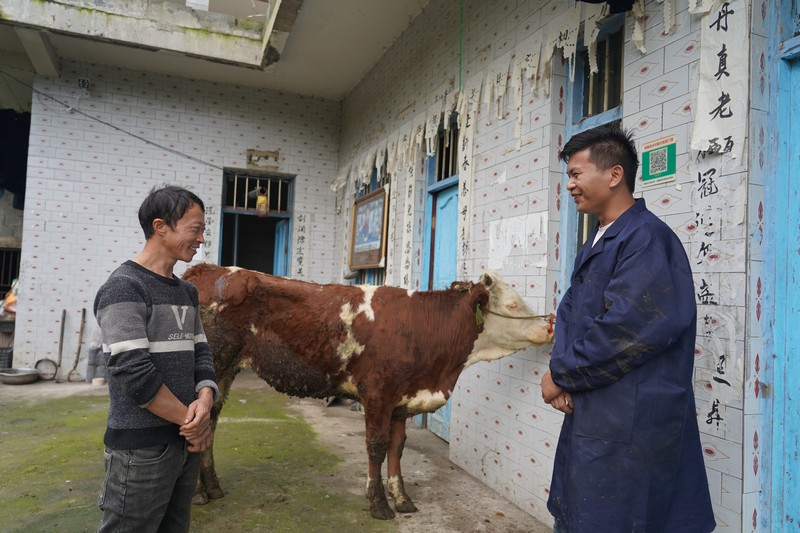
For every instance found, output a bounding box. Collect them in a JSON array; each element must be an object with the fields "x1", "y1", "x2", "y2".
[
  {"x1": 560, "y1": 123, "x2": 639, "y2": 194},
  {"x1": 138, "y1": 185, "x2": 205, "y2": 239}
]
